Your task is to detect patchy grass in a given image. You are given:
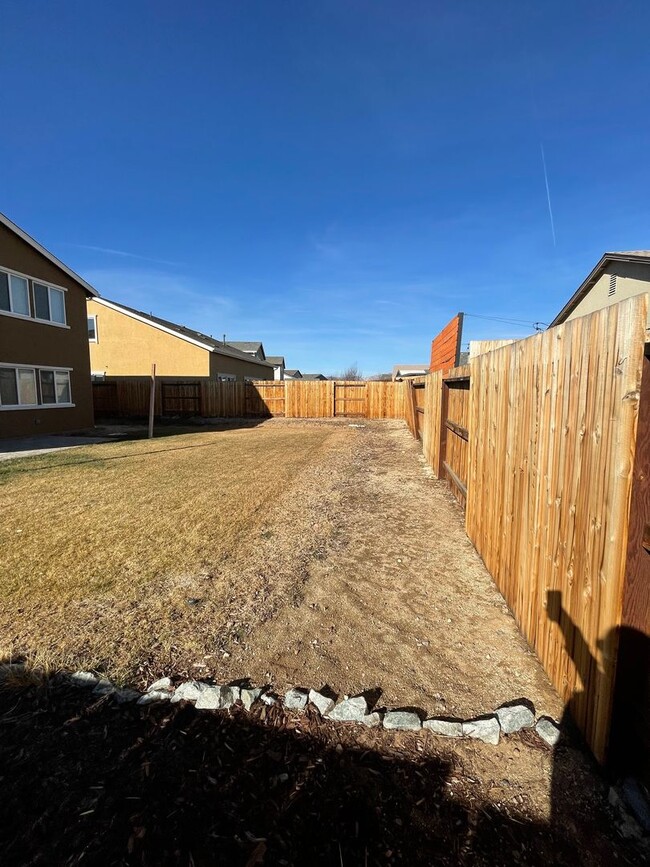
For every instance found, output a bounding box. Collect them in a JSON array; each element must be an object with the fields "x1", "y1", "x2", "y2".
[{"x1": 0, "y1": 424, "x2": 337, "y2": 681}]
